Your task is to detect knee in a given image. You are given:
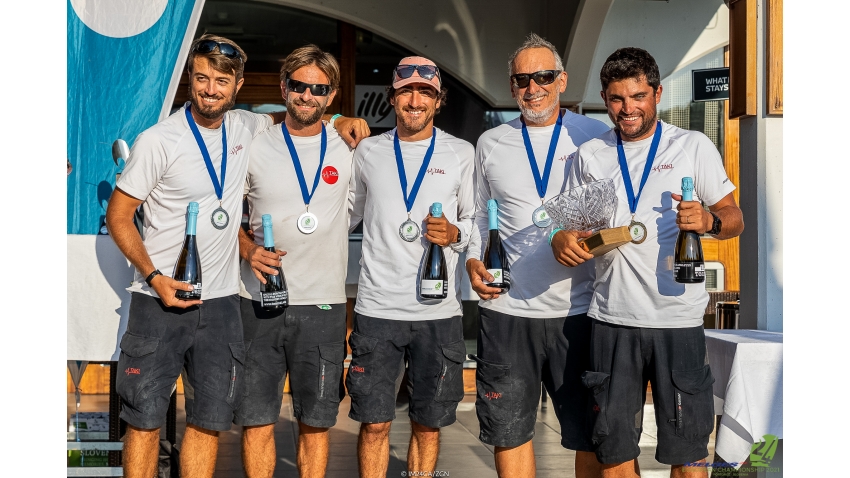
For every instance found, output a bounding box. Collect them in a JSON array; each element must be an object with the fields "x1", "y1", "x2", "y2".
[
  {"x1": 243, "y1": 424, "x2": 274, "y2": 443},
  {"x1": 360, "y1": 421, "x2": 392, "y2": 439}
]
